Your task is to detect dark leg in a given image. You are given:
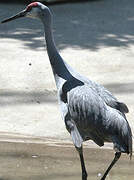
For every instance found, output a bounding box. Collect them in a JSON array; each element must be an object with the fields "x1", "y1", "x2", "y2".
[
  {"x1": 100, "y1": 152, "x2": 121, "y2": 180},
  {"x1": 76, "y1": 146, "x2": 88, "y2": 180}
]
